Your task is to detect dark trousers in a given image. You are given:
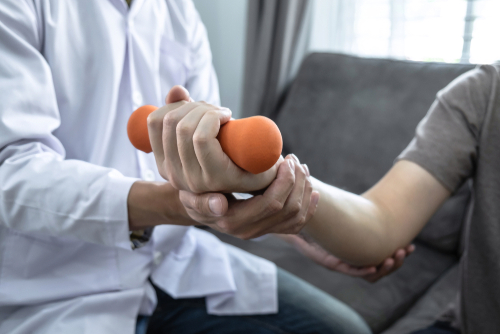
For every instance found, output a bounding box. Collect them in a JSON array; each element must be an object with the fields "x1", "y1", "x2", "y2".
[
  {"x1": 411, "y1": 321, "x2": 461, "y2": 334},
  {"x1": 136, "y1": 268, "x2": 371, "y2": 334}
]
